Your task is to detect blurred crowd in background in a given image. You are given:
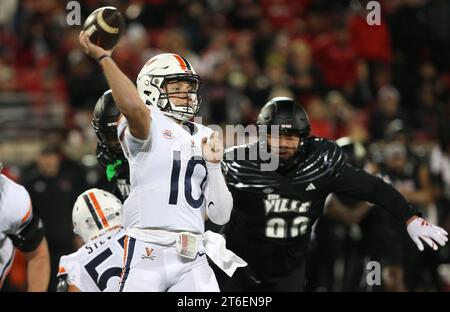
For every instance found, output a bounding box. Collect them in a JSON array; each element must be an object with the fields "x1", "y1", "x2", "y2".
[{"x1": 1, "y1": 0, "x2": 450, "y2": 291}]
